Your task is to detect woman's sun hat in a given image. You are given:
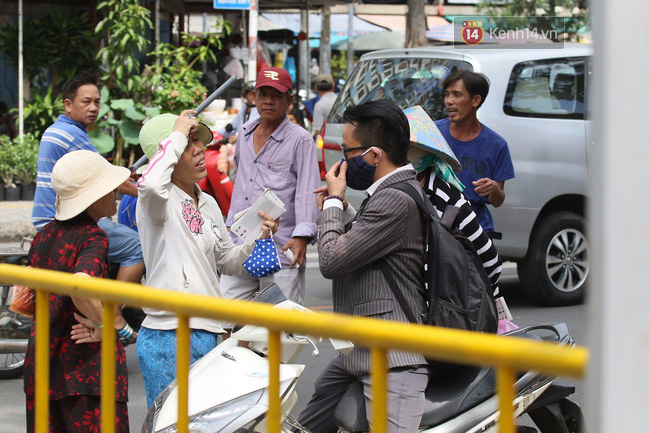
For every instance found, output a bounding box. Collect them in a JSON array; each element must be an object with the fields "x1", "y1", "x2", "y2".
[
  {"x1": 403, "y1": 105, "x2": 462, "y2": 173},
  {"x1": 139, "y1": 113, "x2": 213, "y2": 165},
  {"x1": 52, "y1": 150, "x2": 131, "y2": 221}
]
